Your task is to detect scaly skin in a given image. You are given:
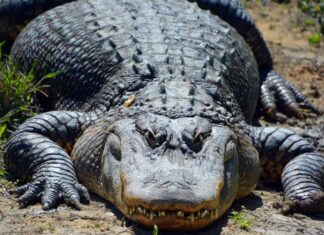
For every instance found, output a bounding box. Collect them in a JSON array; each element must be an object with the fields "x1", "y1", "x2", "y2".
[
  {"x1": 0, "y1": 0, "x2": 73, "y2": 52},
  {"x1": 2, "y1": 0, "x2": 323, "y2": 230}
]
